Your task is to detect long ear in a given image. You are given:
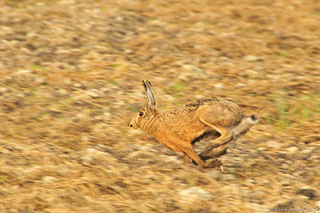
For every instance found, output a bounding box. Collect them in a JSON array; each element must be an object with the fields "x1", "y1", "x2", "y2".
[{"x1": 142, "y1": 80, "x2": 157, "y2": 112}]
